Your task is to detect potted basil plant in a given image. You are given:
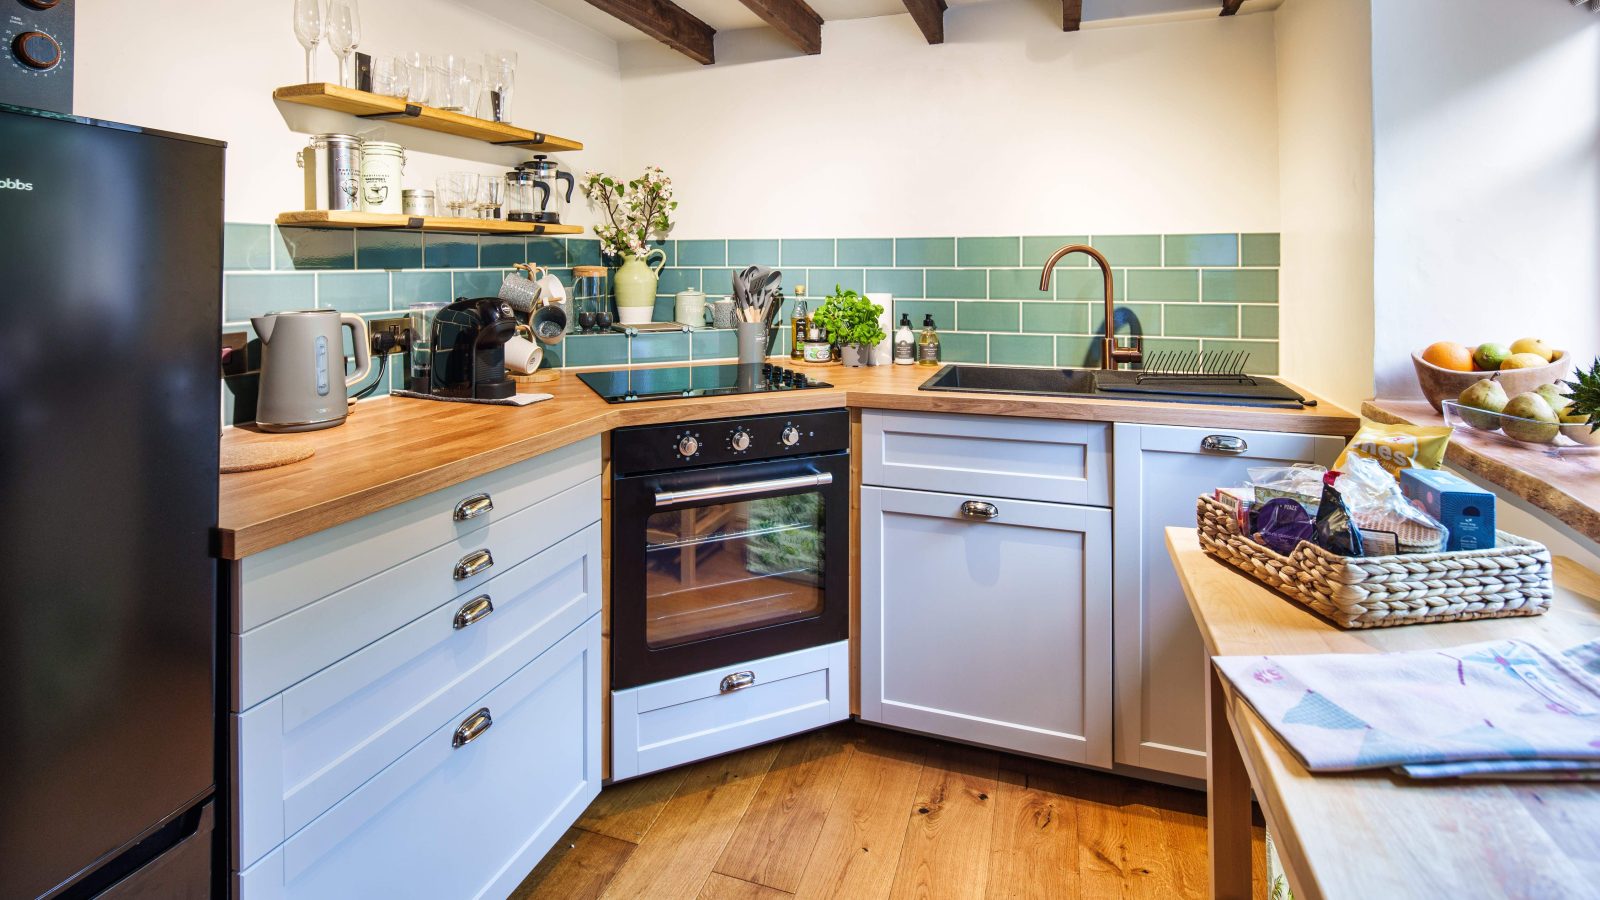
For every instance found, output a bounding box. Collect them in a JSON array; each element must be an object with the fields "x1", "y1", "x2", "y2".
[{"x1": 813, "y1": 286, "x2": 886, "y2": 367}]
